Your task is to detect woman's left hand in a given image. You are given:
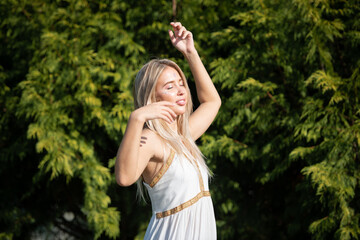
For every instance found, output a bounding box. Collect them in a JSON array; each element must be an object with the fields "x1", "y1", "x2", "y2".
[{"x1": 168, "y1": 22, "x2": 196, "y2": 55}]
